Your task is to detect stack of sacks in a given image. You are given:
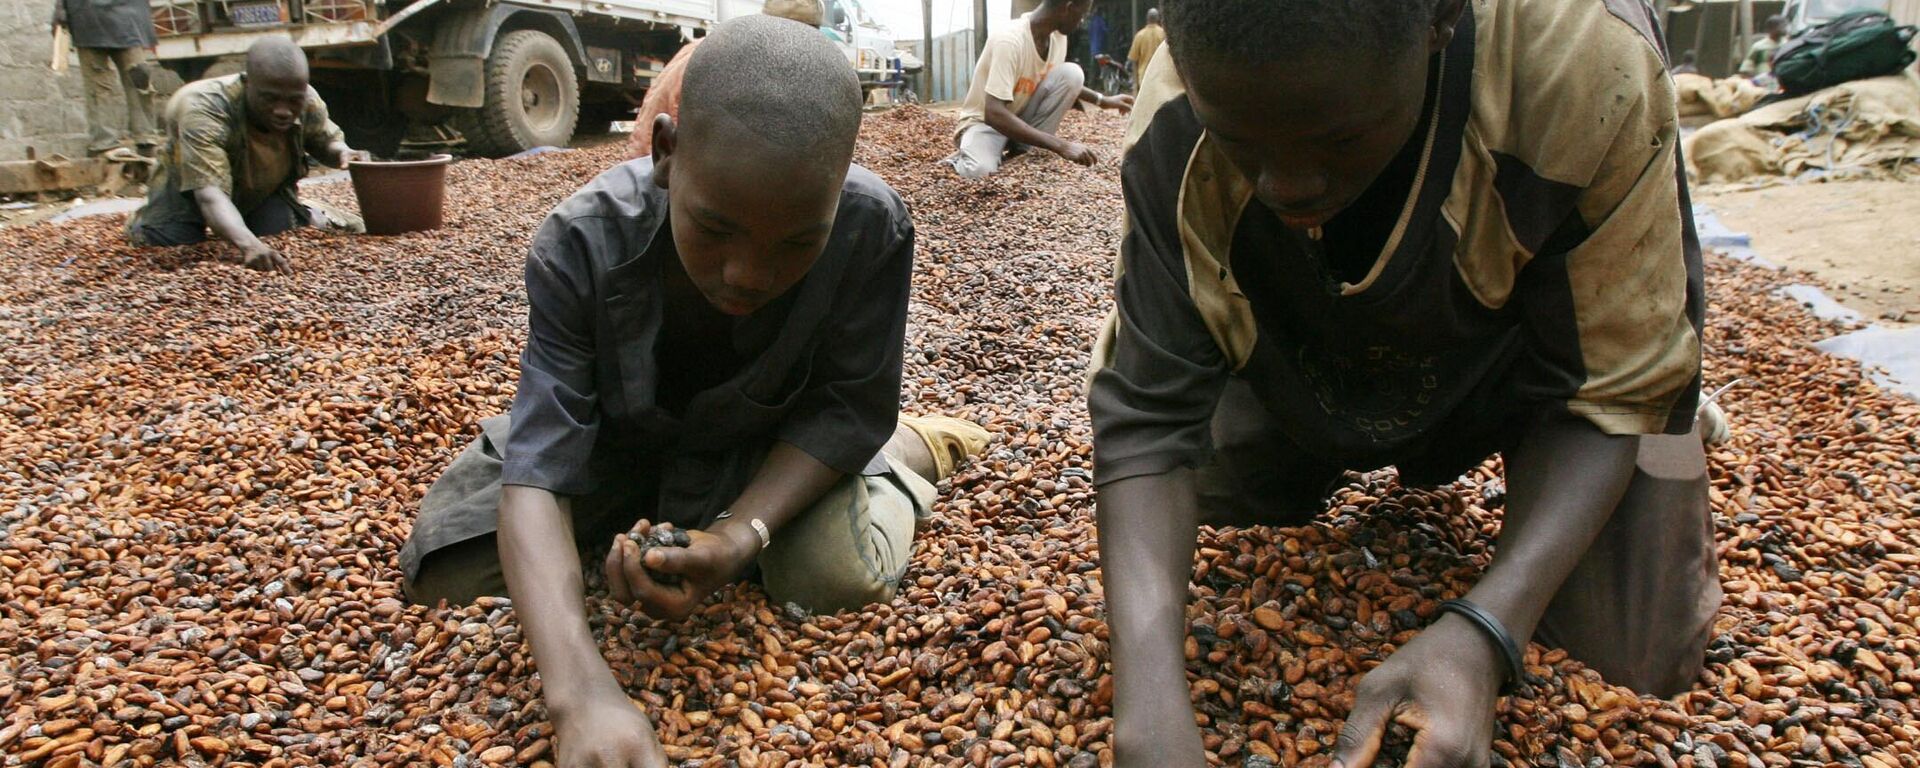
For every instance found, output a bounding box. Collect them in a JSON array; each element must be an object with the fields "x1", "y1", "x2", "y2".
[
  {"x1": 1684, "y1": 72, "x2": 1920, "y2": 184},
  {"x1": 1674, "y1": 72, "x2": 1772, "y2": 119}
]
